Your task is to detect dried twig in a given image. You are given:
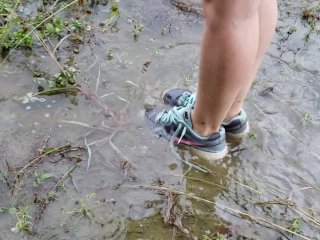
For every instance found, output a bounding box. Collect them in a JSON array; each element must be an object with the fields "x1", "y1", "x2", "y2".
[
  {"x1": 49, "y1": 163, "x2": 79, "y2": 195},
  {"x1": 33, "y1": 31, "x2": 66, "y2": 75},
  {"x1": 143, "y1": 185, "x2": 312, "y2": 240},
  {"x1": 94, "y1": 53, "x2": 101, "y2": 95},
  {"x1": 53, "y1": 34, "x2": 74, "y2": 55},
  {"x1": 164, "y1": 191, "x2": 177, "y2": 224},
  {"x1": 84, "y1": 137, "x2": 92, "y2": 171},
  {"x1": 76, "y1": 86, "x2": 121, "y2": 124}
]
